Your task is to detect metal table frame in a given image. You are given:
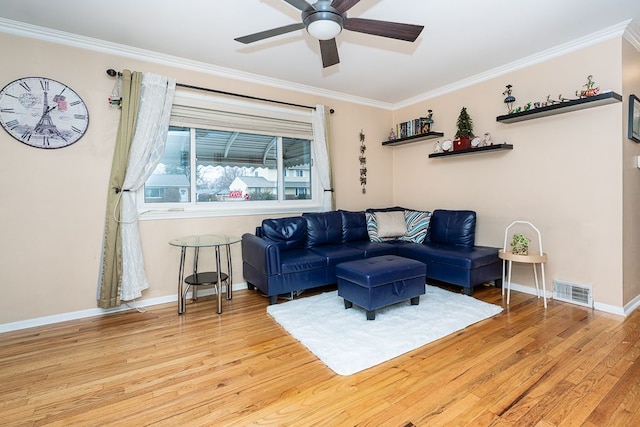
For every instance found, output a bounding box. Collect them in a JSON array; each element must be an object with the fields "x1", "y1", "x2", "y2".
[{"x1": 169, "y1": 235, "x2": 241, "y2": 314}]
